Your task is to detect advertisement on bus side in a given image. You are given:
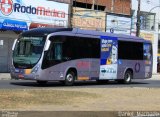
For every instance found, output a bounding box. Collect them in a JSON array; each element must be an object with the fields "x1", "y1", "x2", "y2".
[{"x1": 100, "y1": 36, "x2": 118, "y2": 79}]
